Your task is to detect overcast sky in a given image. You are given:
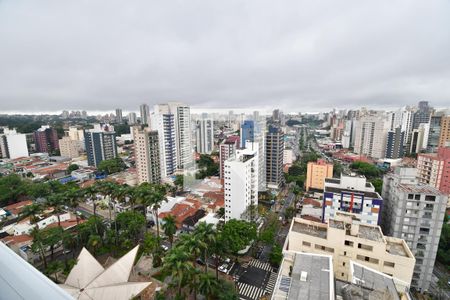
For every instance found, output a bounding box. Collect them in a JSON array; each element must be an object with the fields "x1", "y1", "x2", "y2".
[{"x1": 1, "y1": 1, "x2": 450, "y2": 114}]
